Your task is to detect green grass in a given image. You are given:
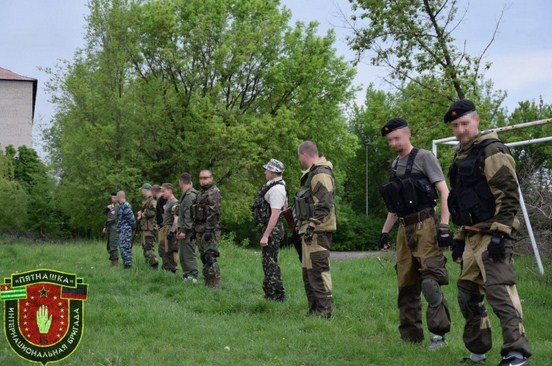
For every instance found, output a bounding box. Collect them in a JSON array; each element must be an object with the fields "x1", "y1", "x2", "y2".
[{"x1": 0, "y1": 239, "x2": 551, "y2": 366}]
